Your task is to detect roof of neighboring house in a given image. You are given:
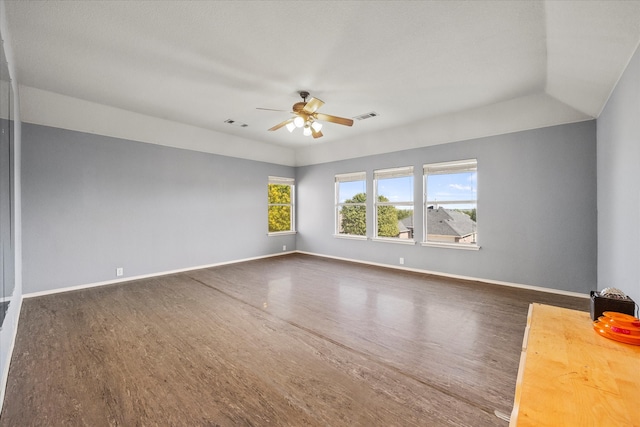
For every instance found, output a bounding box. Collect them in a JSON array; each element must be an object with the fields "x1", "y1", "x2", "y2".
[
  {"x1": 398, "y1": 216, "x2": 414, "y2": 231},
  {"x1": 427, "y1": 207, "x2": 476, "y2": 237}
]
